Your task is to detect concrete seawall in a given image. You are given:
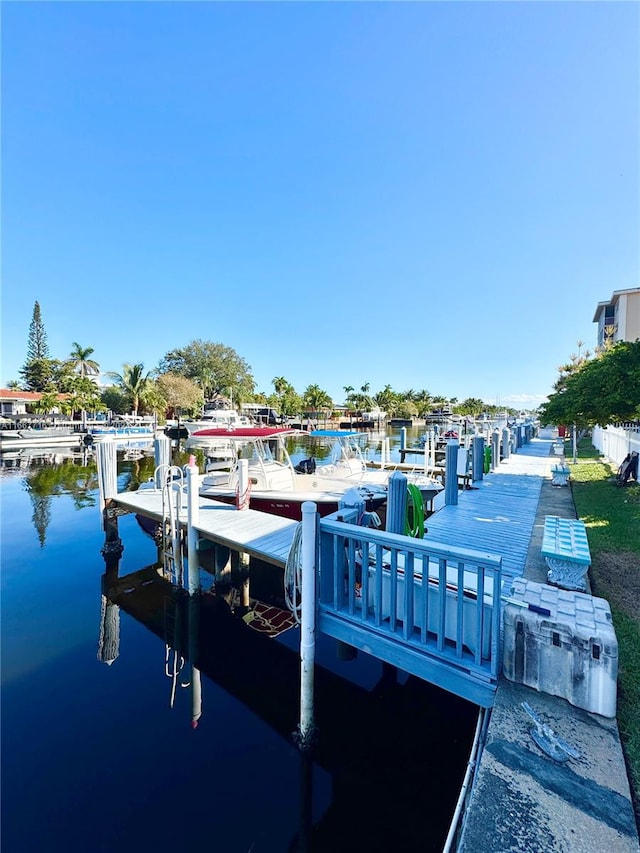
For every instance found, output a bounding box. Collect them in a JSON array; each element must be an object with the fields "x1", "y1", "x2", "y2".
[{"x1": 457, "y1": 466, "x2": 640, "y2": 851}]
